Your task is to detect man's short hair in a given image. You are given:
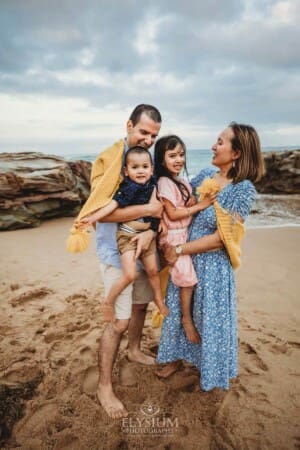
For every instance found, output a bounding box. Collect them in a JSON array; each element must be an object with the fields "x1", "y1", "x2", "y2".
[{"x1": 129, "y1": 104, "x2": 162, "y2": 126}]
